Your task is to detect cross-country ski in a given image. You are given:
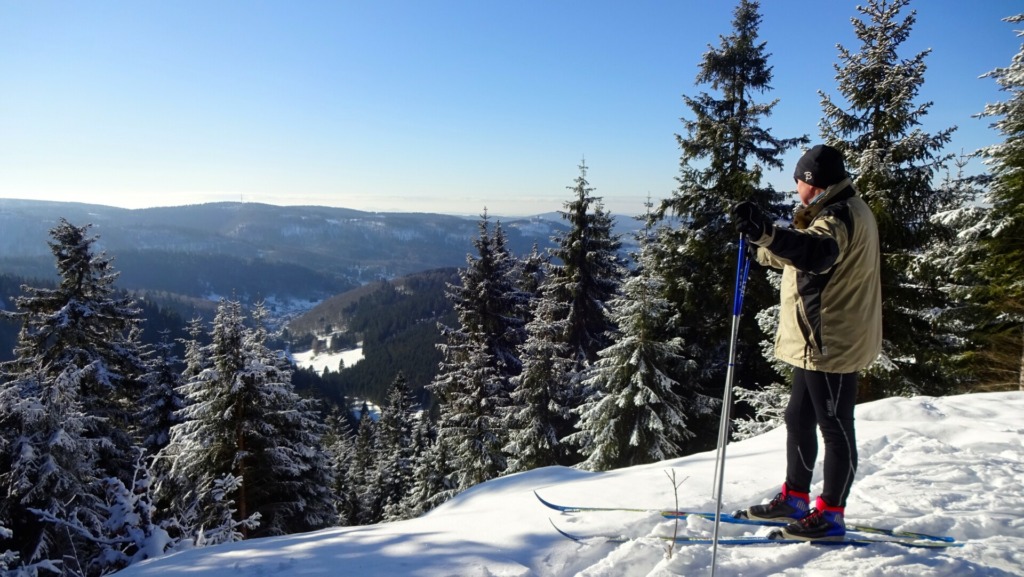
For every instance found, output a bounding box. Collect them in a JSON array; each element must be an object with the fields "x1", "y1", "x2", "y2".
[
  {"x1": 548, "y1": 519, "x2": 964, "y2": 549},
  {"x1": 534, "y1": 491, "x2": 958, "y2": 543}
]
